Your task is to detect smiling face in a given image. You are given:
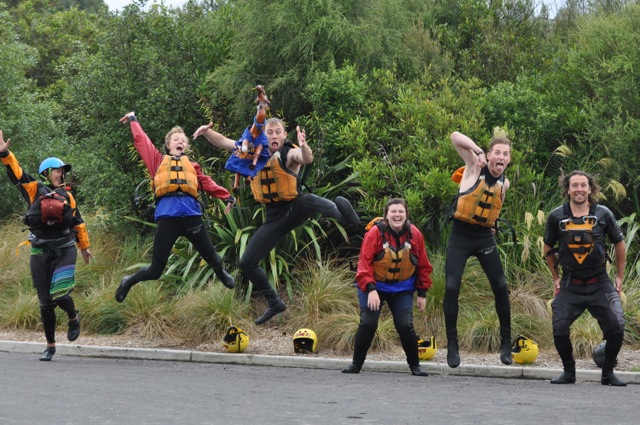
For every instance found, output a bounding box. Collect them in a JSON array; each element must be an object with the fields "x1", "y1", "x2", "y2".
[
  {"x1": 47, "y1": 168, "x2": 64, "y2": 187},
  {"x1": 568, "y1": 174, "x2": 591, "y2": 206},
  {"x1": 164, "y1": 127, "x2": 189, "y2": 156},
  {"x1": 385, "y1": 201, "x2": 407, "y2": 232},
  {"x1": 486, "y1": 143, "x2": 511, "y2": 177},
  {"x1": 265, "y1": 120, "x2": 287, "y2": 153}
]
